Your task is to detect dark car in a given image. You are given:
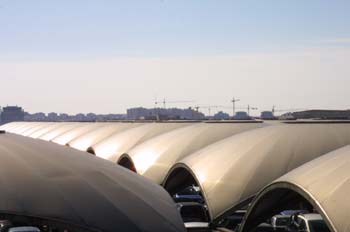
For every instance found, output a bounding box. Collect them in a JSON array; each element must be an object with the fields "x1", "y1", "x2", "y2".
[
  {"x1": 176, "y1": 202, "x2": 209, "y2": 223},
  {"x1": 176, "y1": 202, "x2": 210, "y2": 232},
  {"x1": 217, "y1": 210, "x2": 247, "y2": 231},
  {"x1": 173, "y1": 186, "x2": 204, "y2": 204}
]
